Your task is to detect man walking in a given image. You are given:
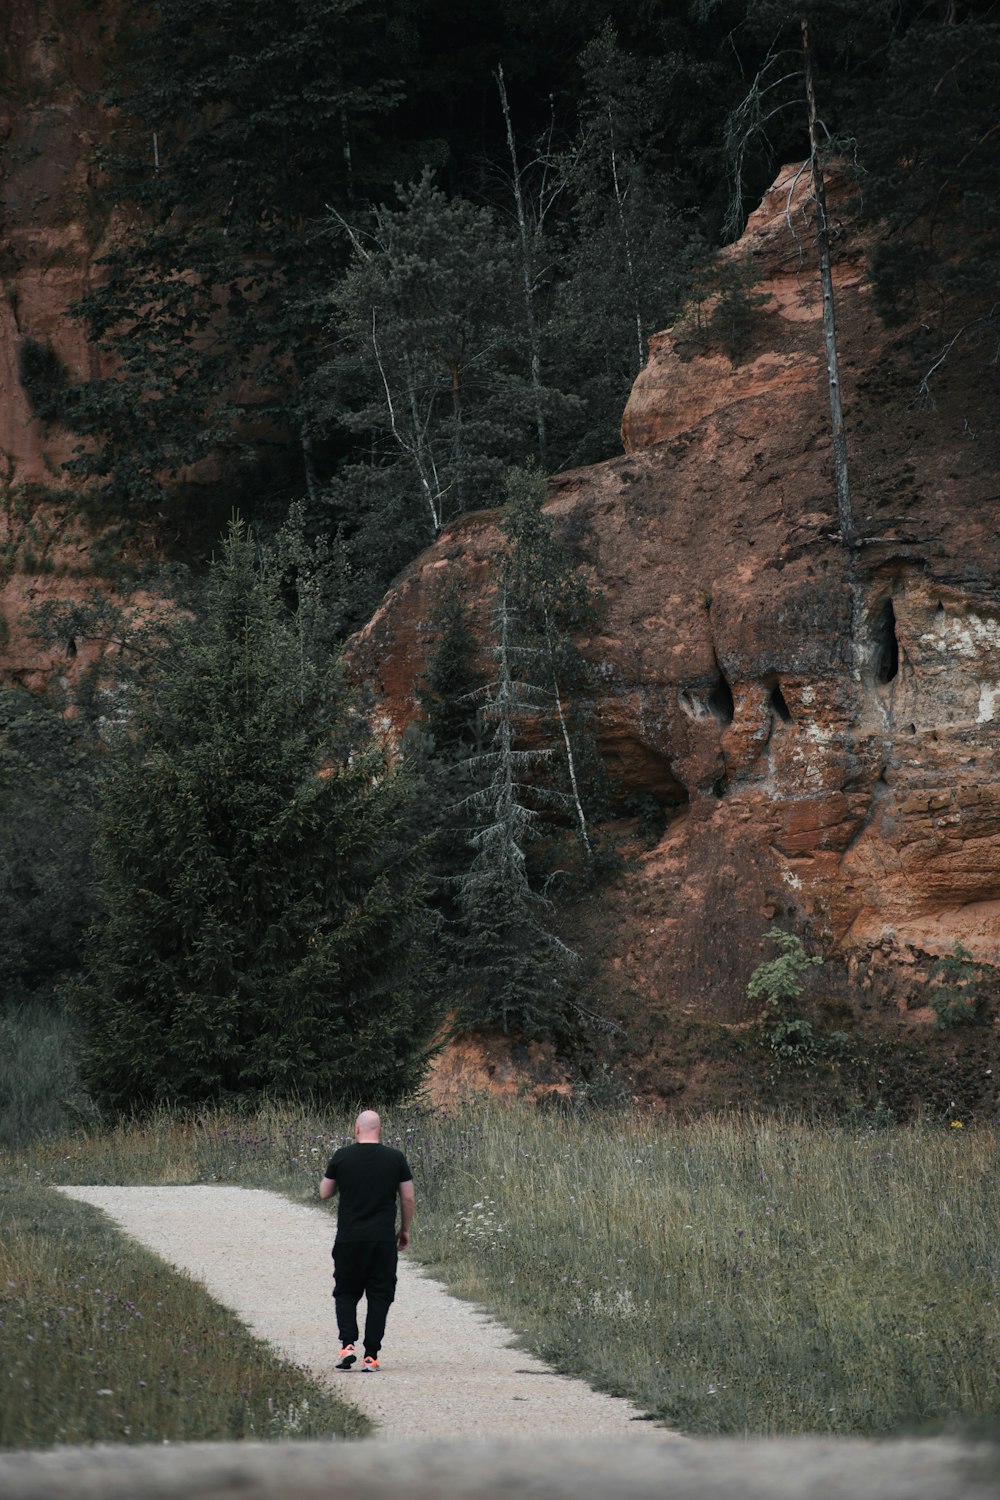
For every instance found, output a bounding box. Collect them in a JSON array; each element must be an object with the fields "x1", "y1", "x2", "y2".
[{"x1": 319, "y1": 1109, "x2": 414, "y2": 1372}]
